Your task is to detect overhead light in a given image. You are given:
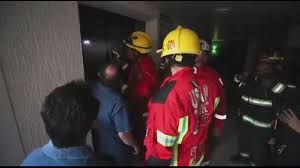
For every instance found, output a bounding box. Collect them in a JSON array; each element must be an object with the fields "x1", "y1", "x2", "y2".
[
  {"x1": 215, "y1": 7, "x2": 231, "y2": 13},
  {"x1": 83, "y1": 40, "x2": 91, "y2": 45}
]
